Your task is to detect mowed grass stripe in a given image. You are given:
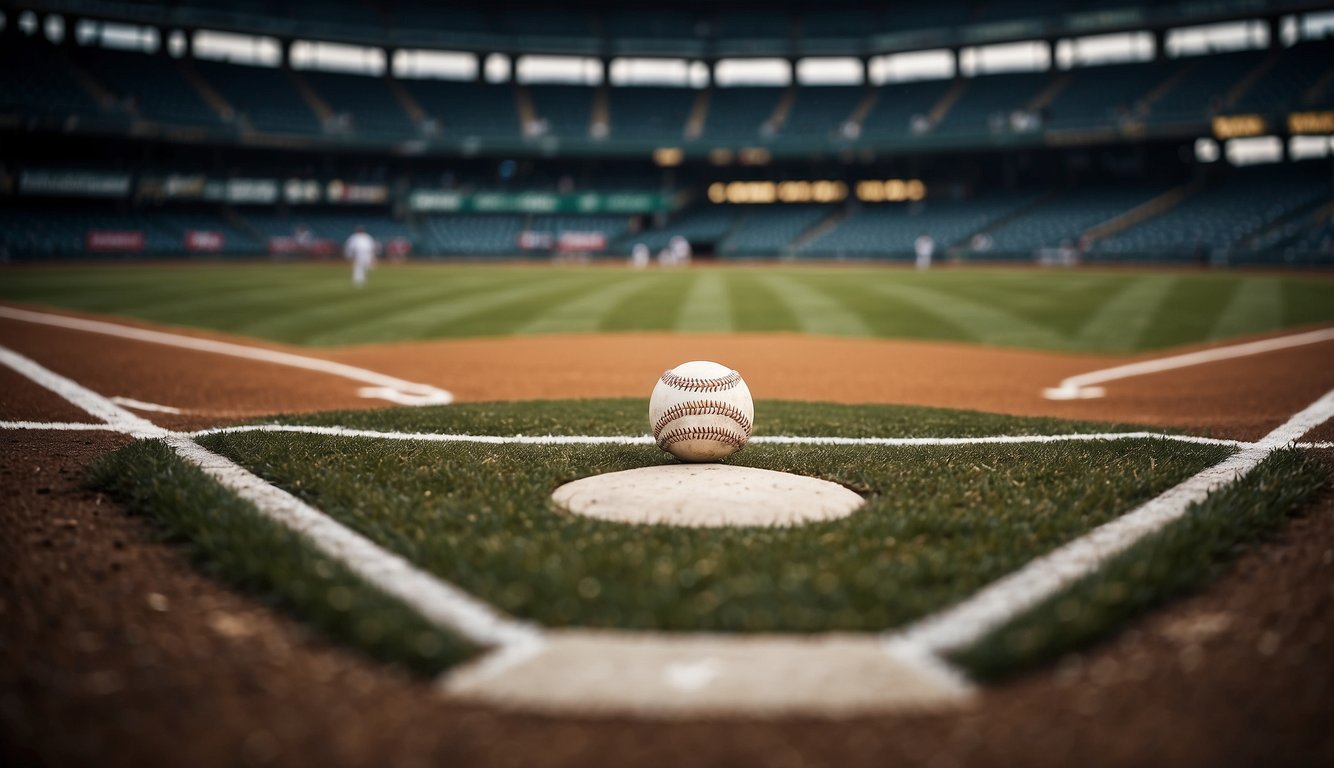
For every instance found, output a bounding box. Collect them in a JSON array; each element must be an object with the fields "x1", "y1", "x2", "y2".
[
  {"x1": 600, "y1": 271, "x2": 695, "y2": 332},
  {"x1": 1076, "y1": 276, "x2": 1178, "y2": 353},
  {"x1": 1210, "y1": 277, "x2": 1282, "y2": 341},
  {"x1": 756, "y1": 273, "x2": 873, "y2": 337},
  {"x1": 868, "y1": 281, "x2": 1066, "y2": 348},
  {"x1": 1135, "y1": 276, "x2": 1236, "y2": 349},
  {"x1": 675, "y1": 271, "x2": 734, "y2": 332},
  {"x1": 516, "y1": 276, "x2": 661, "y2": 335},
  {"x1": 5, "y1": 264, "x2": 1334, "y2": 352},
  {"x1": 800, "y1": 274, "x2": 974, "y2": 341},
  {"x1": 240, "y1": 275, "x2": 502, "y2": 345},
  {"x1": 434, "y1": 276, "x2": 626, "y2": 338},
  {"x1": 135, "y1": 275, "x2": 370, "y2": 330},
  {"x1": 293, "y1": 274, "x2": 549, "y2": 345},
  {"x1": 725, "y1": 272, "x2": 801, "y2": 332}
]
